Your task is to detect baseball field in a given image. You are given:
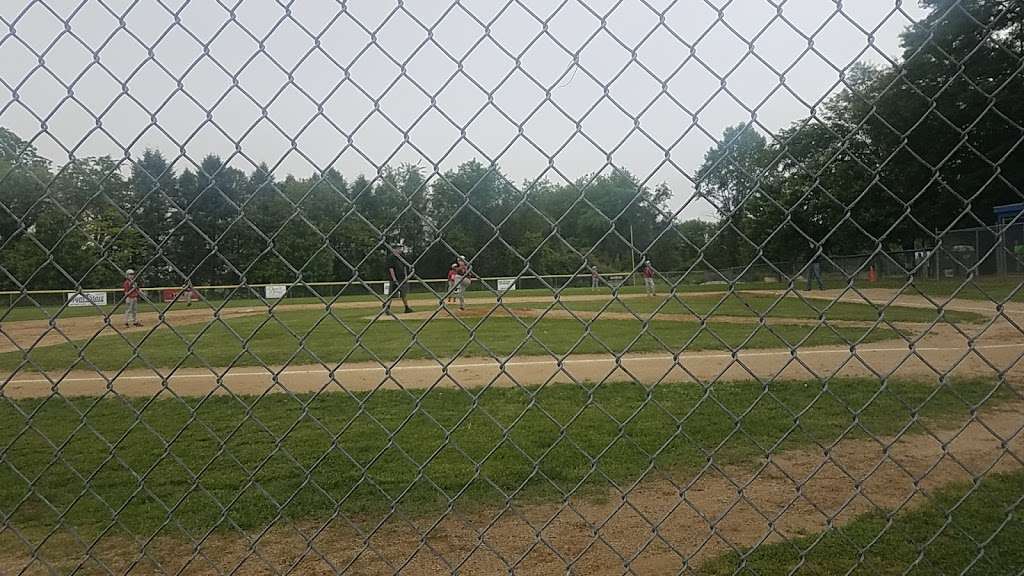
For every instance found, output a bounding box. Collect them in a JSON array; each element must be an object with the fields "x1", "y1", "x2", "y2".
[{"x1": 1, "y1": 283, "x2": 1021, "y2": 574}]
